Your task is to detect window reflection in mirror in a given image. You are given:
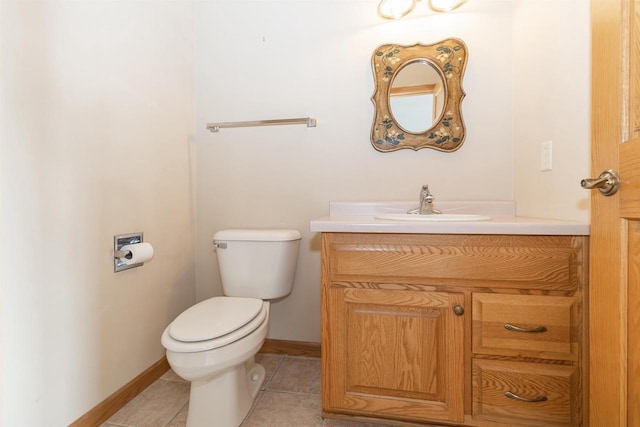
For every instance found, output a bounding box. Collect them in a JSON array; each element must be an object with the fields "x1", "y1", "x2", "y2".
[{"x1": 389, "y1": 61, "x2": 445, "y2": 133}]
